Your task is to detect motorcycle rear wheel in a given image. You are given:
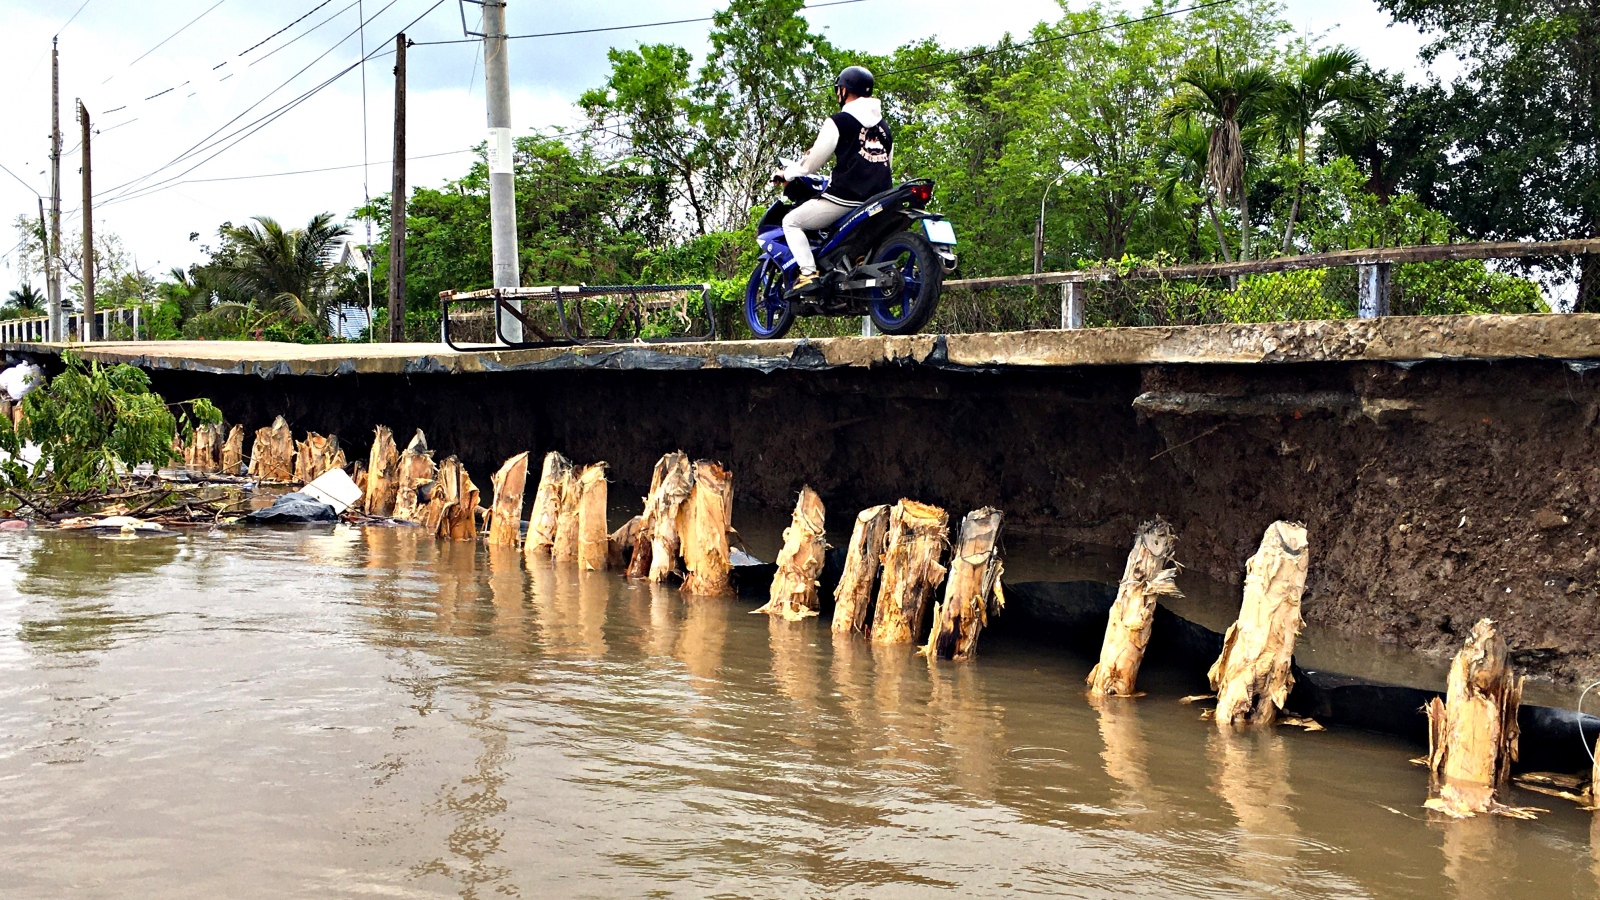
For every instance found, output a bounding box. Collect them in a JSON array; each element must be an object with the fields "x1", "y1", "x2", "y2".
[
  {"x1": 744, "y1": 258, "x2": 796, "y2": 339},
  {"x1": 869, "y1": 231, "x2": 943, "y2": 336}
]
